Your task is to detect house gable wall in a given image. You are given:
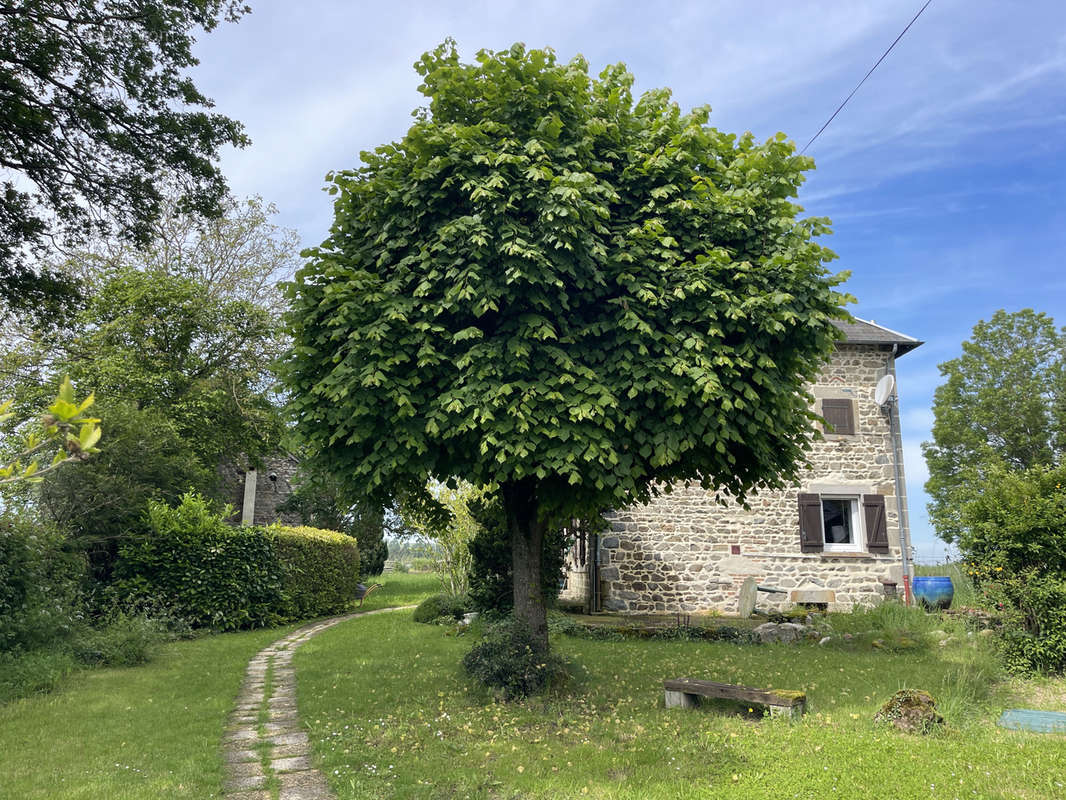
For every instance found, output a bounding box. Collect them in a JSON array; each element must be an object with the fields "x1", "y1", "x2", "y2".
[{"x1": 568, "y1": 343, "x2": 910, "y2": 614}]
